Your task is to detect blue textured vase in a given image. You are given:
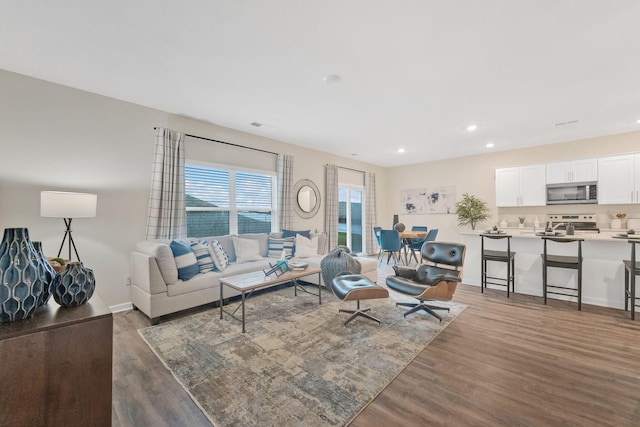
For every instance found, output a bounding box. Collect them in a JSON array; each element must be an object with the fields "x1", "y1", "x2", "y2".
[
  {"x1": 52, "y1": 262, "x2": 95, "y2": 307},
  {"x1": 0, "y1": 228, "x2": 46, "y2": 322},
  {"x1": 32, "y1": 241, "x2": 56, "y2": 306}
]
